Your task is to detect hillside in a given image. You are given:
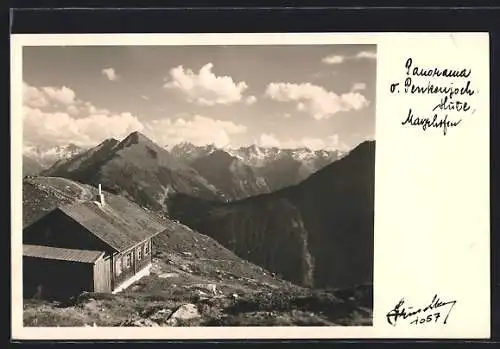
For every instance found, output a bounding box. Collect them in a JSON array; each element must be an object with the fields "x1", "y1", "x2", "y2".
[
  {"x1": 168, "y1": 141, "x2": 375, "y2": 290},
  {"x1": 190, "y1": 150, "x2": 270, "y2": 200},
  {"x1": 43, "y1": 132, "x2": 222, "y2": 212},
  {"x1": 229, "y1": 146, "x2": 341, "y2": 190},
  {"x1": 22, "y1": 176, "x2": 372, "y2": 326}
]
